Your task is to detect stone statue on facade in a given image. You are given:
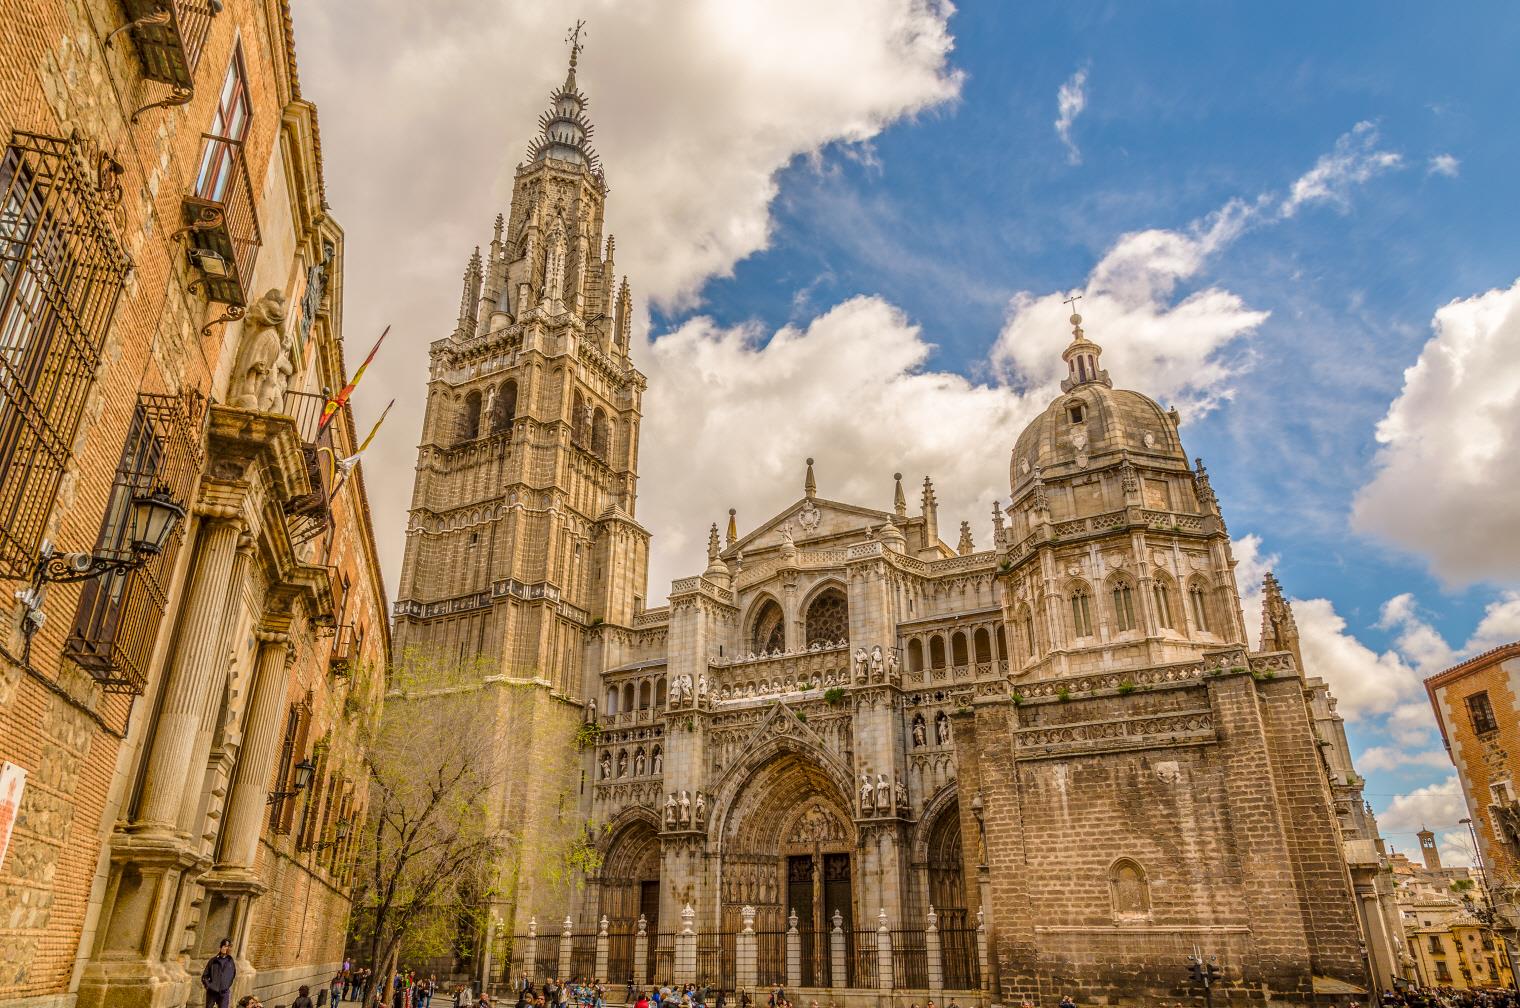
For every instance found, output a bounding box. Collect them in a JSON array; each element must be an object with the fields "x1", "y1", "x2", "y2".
[
  {"x1": 634, "y1": 749, "x2": 646, "y2": 776},
  {"x1": 886, "y1": 649, "x2": 899, "y2": 677},
  {"x1": 860, "y1": 774, "x2": 874, "y2": 814},
  {"x1": 599, "y1": 752, "x2": 611, "y2": 779},
  {"x1": 678, "y1": 789, "x2": 691, "y2": 826},
  {"x1": 616, "y1": 751, "x2": 627, "y2": 777},
  {"x1": 875, "y1": 773, "x2": 892, "y2": 814},
  {"x1": 894, "y1": 775, "x2": 909, "y2": 813},
  {"x1": 694, "y1": 790, "x2": 707, "y2": 828},
  {"x1": 935, "y1": 711, "x2": 951, "y2": 746},
  {"x1": 664, "y1": 792, "x2": 678, "y2": 828},
  {"x1": 652, "y1": 749, "x2": 663, "y2": 774},
  {"x1": 912, "y1": 715, "x2": 926, "y2": 747},
  {"x1": 869, "y1": 645, "x2": 885, "y2": 681},
  {"x1": 698, "y1": 673, "x2": 709, "y2": 700},
  {"x1": 853, "y1": 648, "x2": 868, "y2": 681},
  {"x1": 230, "y1": 289, "x2": 291, "y2": 411}
]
